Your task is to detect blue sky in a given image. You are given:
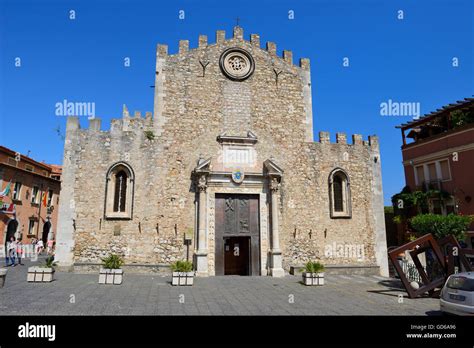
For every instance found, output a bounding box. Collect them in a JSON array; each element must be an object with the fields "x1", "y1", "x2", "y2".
[{"x1": 0, "y1": 0, "x2": 472, "y2": 205}]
